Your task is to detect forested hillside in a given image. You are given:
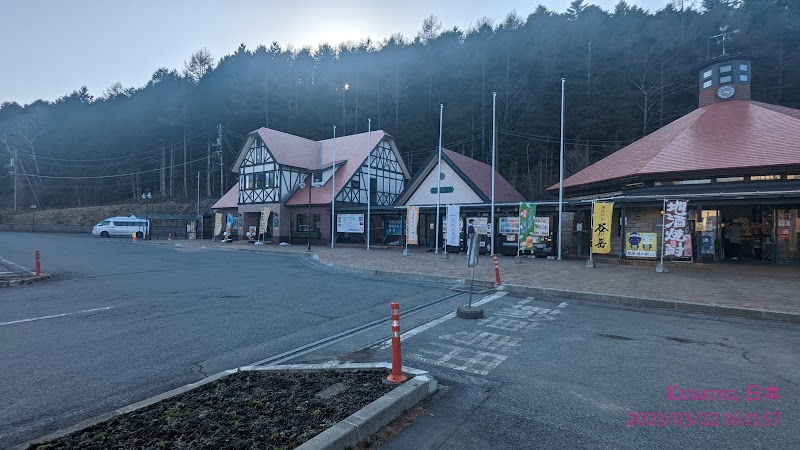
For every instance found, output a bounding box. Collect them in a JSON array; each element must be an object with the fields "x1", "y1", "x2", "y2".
[{"x1": 1, "y1": 0, "x2": 798, "y2": 210}]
